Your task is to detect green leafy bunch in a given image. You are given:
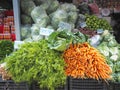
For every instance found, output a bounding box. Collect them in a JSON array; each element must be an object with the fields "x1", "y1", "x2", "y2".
[
  {"x1": 0, "y1": 40, "x2": 14, "y2": 61},
  {"x1": 5, "y1": 40, "x2": 66, "y2": 90}
]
